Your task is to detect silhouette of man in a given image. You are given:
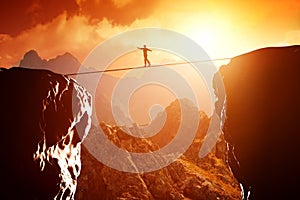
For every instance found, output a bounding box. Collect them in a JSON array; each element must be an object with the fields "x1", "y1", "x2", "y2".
[{"x1": 137, "y1": 45, "x2": 152, "y2": 67}]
